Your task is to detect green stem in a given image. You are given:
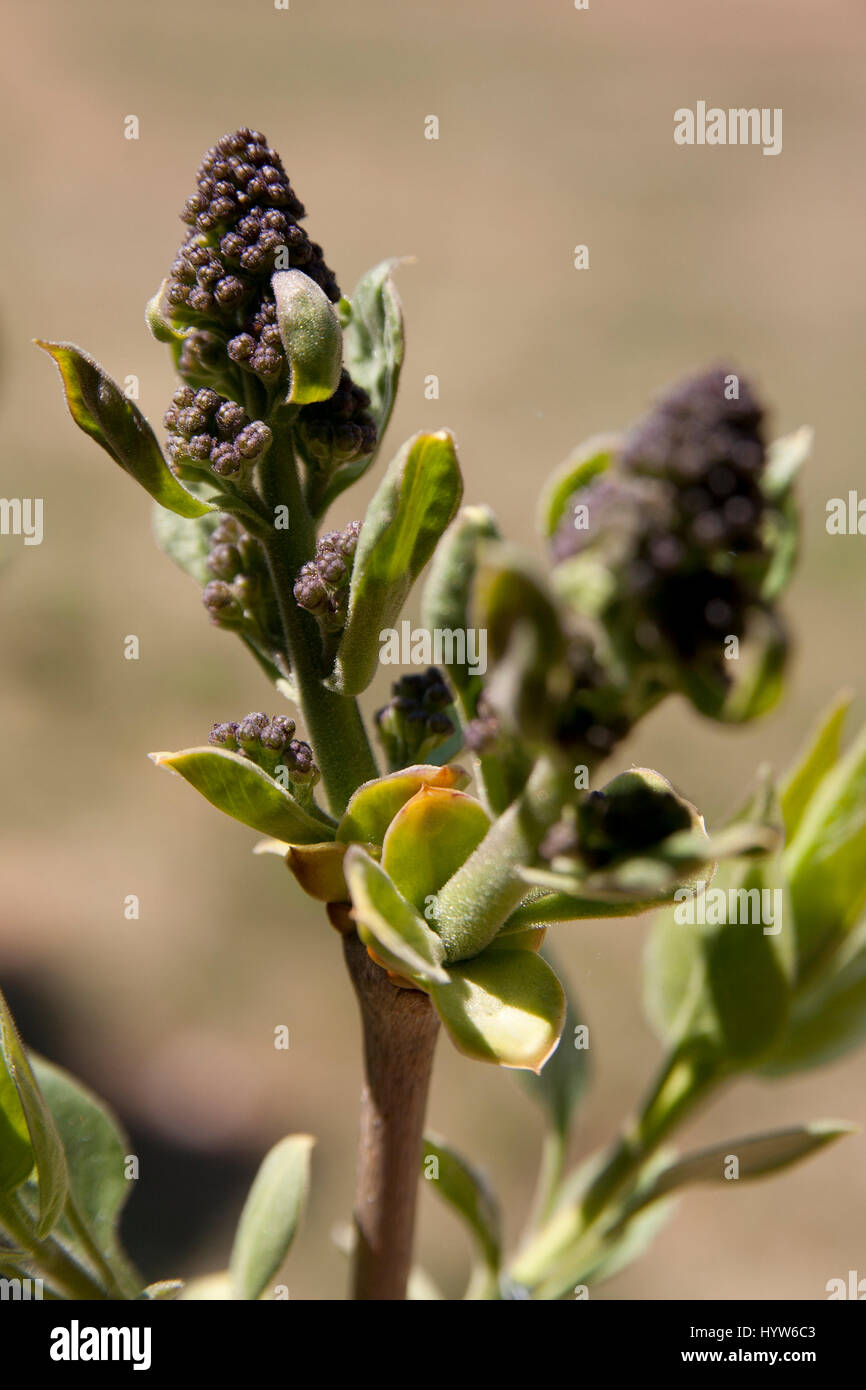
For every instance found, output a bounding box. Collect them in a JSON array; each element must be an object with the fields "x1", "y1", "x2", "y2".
[
  {"x1": 0, "y1": 1194, "x2": 108, "y2": 1301},
  {"x1": 64, "y1": 1201, "x2": 139, "y2": 1300},
  {"x1": 434, "y1": 753, "x2": 574, "y2": 960},
  {"x1": 258, "y1": 415, "x2": 378, "y2": 816},
  {"x1": 511, "y1": 1041, "x2": 723, "y2": 1294},
  {"x1": 580, "y1": 1040, "x2": 722, "y2": 1226},
  {"x1": 526, "y1": 1127, "x2": 568, "y2": 1232}
]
